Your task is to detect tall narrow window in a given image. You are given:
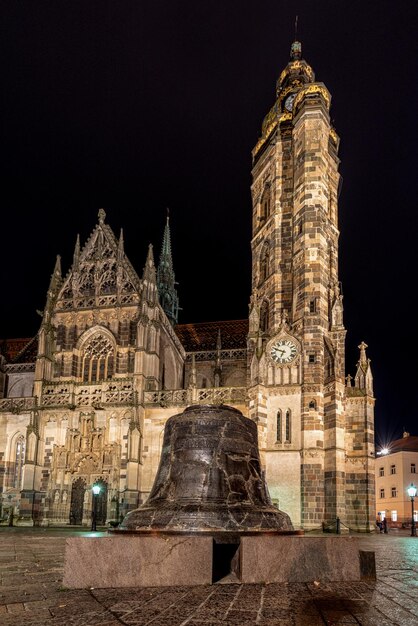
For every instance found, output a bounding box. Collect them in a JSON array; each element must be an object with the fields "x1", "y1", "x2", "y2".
[
  {"x1": 411, "y1": 463, "x2": 416, "y2": 474},
  {"x1": 259, "y1": 243, "x2": 270, "y2": 283},
  {"x1": 276, "y1": 411, "x2": 282, "y2": 442},
  {"x1": 260, "y1": 300, "x2": 269, "y2": 333},
  {"x1": 391, "y1": 487, "x2": 397, "y2": 497},
  {"x1": 380, "y1": 489, "x2": 385, "y2": 498},
  {"x1": 379, "y1": 467, "x2": 384, "y2": 477},
  {"x1": 390, "y1": 464, "x2": 396, "y2": 475},
  {"x1": 259, "y1": 186, "x2": 271, "y2": 226},
  {"x1": 285, "y1": 410, "x2": 291, "y2": 443},
  {"x1": 13, "y1": 435, "x2": 26, "y2": 489}
]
